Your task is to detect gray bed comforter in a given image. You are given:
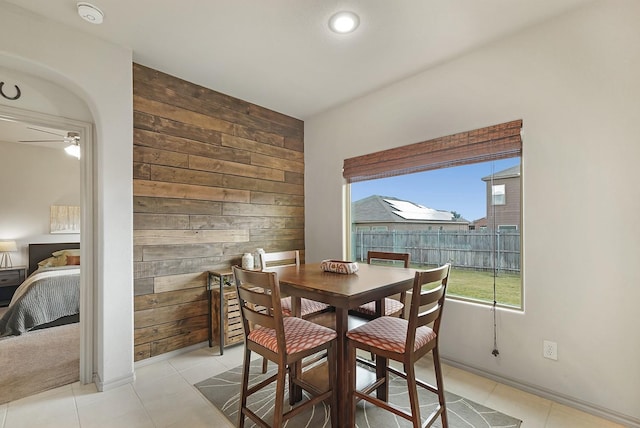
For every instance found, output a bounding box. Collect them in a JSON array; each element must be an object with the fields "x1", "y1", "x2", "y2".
[{"x1": 0, "y1": 266, "x2": 80, "y2": 336}]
